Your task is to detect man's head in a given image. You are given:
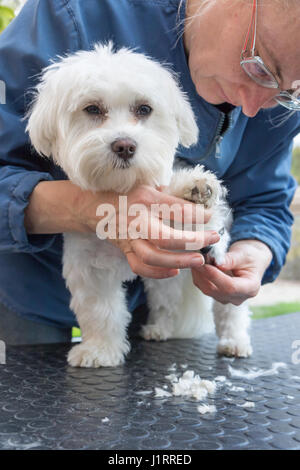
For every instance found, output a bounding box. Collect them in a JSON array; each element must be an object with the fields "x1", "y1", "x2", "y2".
[{"x1": 184, "y1": 0, "x2": 300, "y2": 117}]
